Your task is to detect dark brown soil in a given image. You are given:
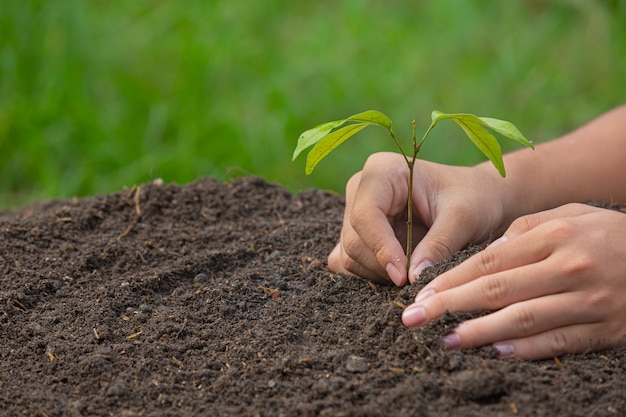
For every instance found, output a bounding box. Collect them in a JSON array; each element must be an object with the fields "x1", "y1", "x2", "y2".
[{"x1": 1, "y1": 177, "x2": 624, "y2": 417}]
